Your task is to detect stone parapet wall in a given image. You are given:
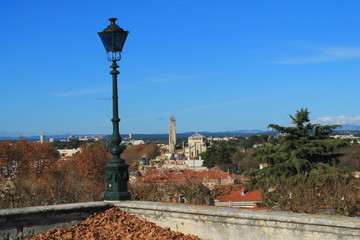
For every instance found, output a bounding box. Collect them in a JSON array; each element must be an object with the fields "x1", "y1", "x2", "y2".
[
  {"x1": 0, "y1": 201, "x2": 359, "y2": 240},
  {"x1": 114, "y1": 201, "x2": 360, "y2": 240},
  {"x1": 0, "y1": 202, "x2": 111, "y2": 240}
]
